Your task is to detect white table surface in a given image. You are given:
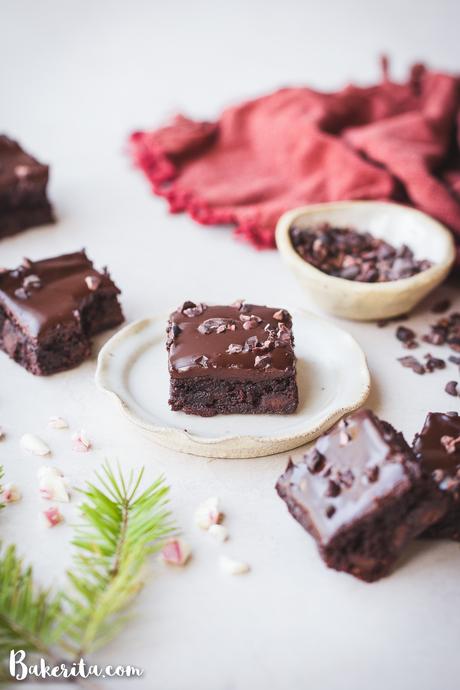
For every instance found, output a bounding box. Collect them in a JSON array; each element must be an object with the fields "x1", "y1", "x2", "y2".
[{"x1": 1, "y1": 1, "x2": 459, "y2": 688}]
